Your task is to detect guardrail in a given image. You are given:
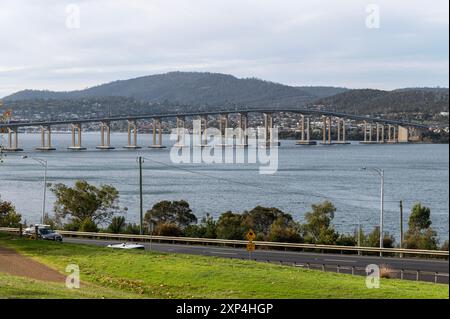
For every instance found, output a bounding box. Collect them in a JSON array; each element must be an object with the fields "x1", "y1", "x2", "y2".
[{"x1": 1, "y1": 227, "x2": 448, "y2": 257}]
